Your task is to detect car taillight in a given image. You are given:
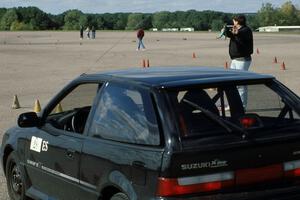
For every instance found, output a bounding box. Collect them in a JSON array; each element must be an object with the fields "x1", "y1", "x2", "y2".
[
  {"x1": 157, "y1": 172, "x2": 234, "y2": 197},
  {"x1": 235, "y1": 164, "x2": 283, "y2": 185},
  {"x1": 284, "y1": 160, "x2": 300, "y2": 177},
  {"x1": 157, "y1": 161, "x2": 300, "y2": 197},
  {"x1": 240, "y1": 117, "x2": 256, "y2": 128}
]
